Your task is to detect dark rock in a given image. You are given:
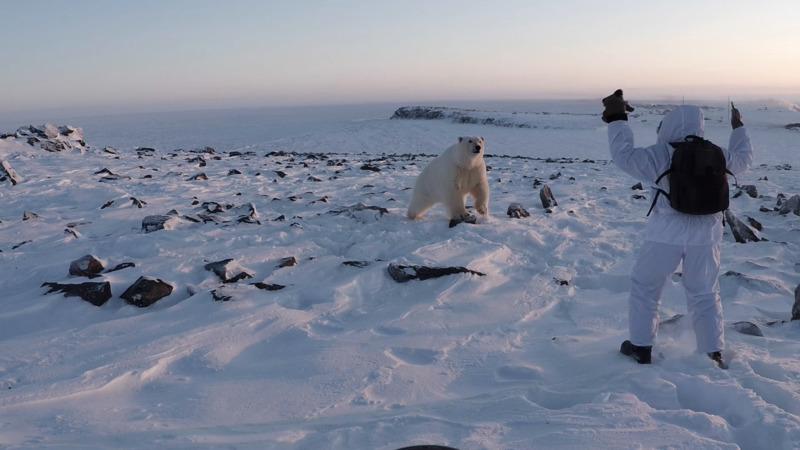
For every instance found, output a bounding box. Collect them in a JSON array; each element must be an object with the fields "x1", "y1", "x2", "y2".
[
  {"x1": 539, "y1": 184, "x2": 558, "y2": 209},
  {"x1": 360, "y1": 164, "x2": 381, "y2": 172},
  {"x1": 106, "y1": 262, "x2": 136, "y2": 273},
  {"x1": 1, "y1": 160, "x2": 22, "y2": 185},
  {"x1": 778, "y1": 194, "x2": 800, "y2": 216},
  {"x1": 101, "y1": 200, "x2": 114, "y2": 209},
  {"x1": 23, "y1": 211, "x2": 41, "y2": 220},
  {"x1": 211, "y1": 290, "x2": 232, "y2": 301},
  {"x1": 120, "y1": 276, "x2": 173, "y2": 307},
  {"x1": 69, "y1": 254, "x2": 104, "y2": 278},
  {"x1": 142, "y1": 214, "x2": 180, "y2": 233},
  {"x1": 507, "y1": 202, "x2": 530, "y2": 218},
  {"x1": 130, "y1": 197, "x2": 147, "y2": 208},
  {"x1": 40, "y1": 140, "x2": 70, "y2": 152},
  {"x1": 658, "y1": 314, "x2": 685, "y2": 330},
  {"x1": 632, "y1": 182, "x2": 644, "y2": 190},
  {"x1": 278, "y1": 257, "x2": 297, "y2": 268},
  {"x1": 343, "y1": 260, "x2": 372, "y2": 268},
  {"x1": 733, "y1": 321, "x2": 764, "y2": 337},
  {"x1": 449, "y1": 215, "x2": 478, "y2": 228},
  {"x1": 724, "y1": 210, "x2": 760, "y2": 243},
  {"x1": 793, "y1": 284, "x2": 800, "y2": 321},
  {"x1": 42, "y1": 281, "x2": 112, "y2": 307},
  {"x1": 251, "y1": 282, "x2": 286, "y2": 291},
  {"x1": 189, "y1": 173, "x2": 208, "y2": 181},
  {"x1": 11, "y1": 240, "x2": 32, "y2": 249},
  {"x1": 327, "y1": 203, "x2": 389, "y2": 222},
  {"x1": 204, "y1": 259, "x2": 253, "y2": 283},
  {"x1": 275, "y1": 170, "x2": 287, "y2": 178},
  {"x1": 733, "y1": 185, "x2": 758, "y2": 199},
  {"x1": 746, "y1": 216, "x2": 763, "y2": 231},
  {"x1": 387, "y1": 262, "x2": 485, "y2": 283}
]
